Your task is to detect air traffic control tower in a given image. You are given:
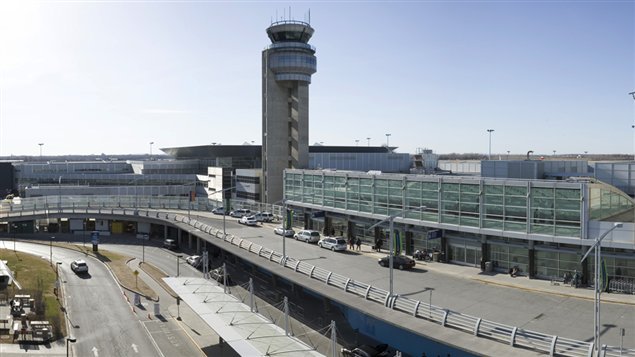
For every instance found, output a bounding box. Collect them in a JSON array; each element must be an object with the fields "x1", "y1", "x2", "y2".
[{"x1": 262, "y1": 20, "x2": 317, "y2": 204}]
